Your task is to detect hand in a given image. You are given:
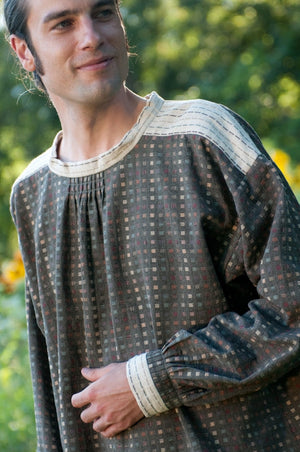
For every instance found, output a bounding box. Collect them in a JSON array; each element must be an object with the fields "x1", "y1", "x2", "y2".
[{"x1": 71, "y1": 363, "x2": 144, "y2": 438}]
